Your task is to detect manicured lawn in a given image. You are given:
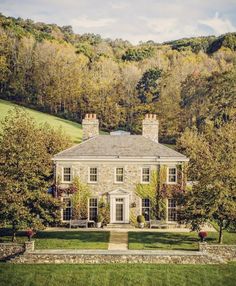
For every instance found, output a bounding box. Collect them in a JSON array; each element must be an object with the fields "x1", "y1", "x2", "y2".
[
  {"x1": 128, "y1": 231, "x2": 236, "y2": 250},
  {"x1": 0, "y1": 230, "x2": 109, "y2": 250},
  {"x1": 0, "y1": 263, "x2": 236, "y2": 286}
]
